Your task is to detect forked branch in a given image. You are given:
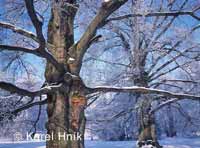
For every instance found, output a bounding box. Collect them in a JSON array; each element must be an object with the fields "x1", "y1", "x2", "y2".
[
  {"x1": 68, "y1": 0, "x2": 128, "y2": 73},
  {"x1": 23, "y1": 0, "x2": 65, "y2": 73}
]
